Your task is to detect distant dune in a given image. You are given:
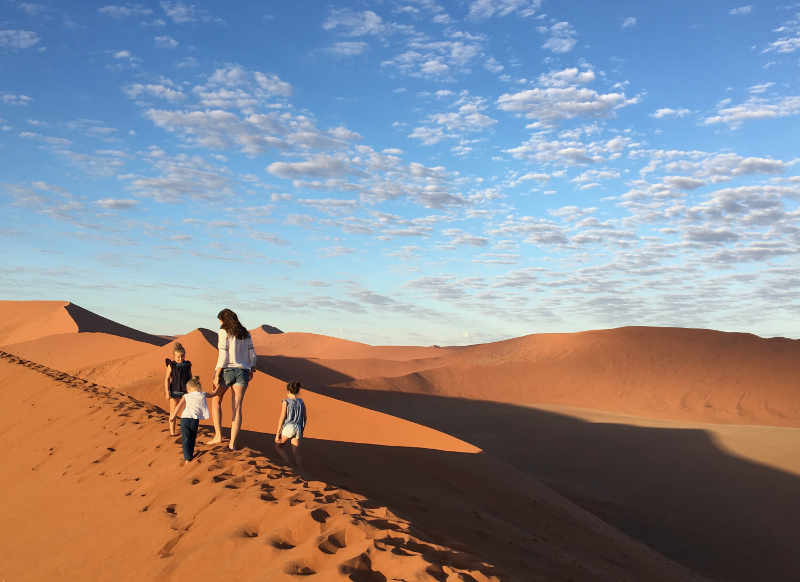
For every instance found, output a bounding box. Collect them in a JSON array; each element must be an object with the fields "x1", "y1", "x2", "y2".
[
  {"x1": 329, "y1": 327, "x2": 800, "y2": 427},
  {"x1": 0, "y1": 301, "x2": 169, "y2": 347}
]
